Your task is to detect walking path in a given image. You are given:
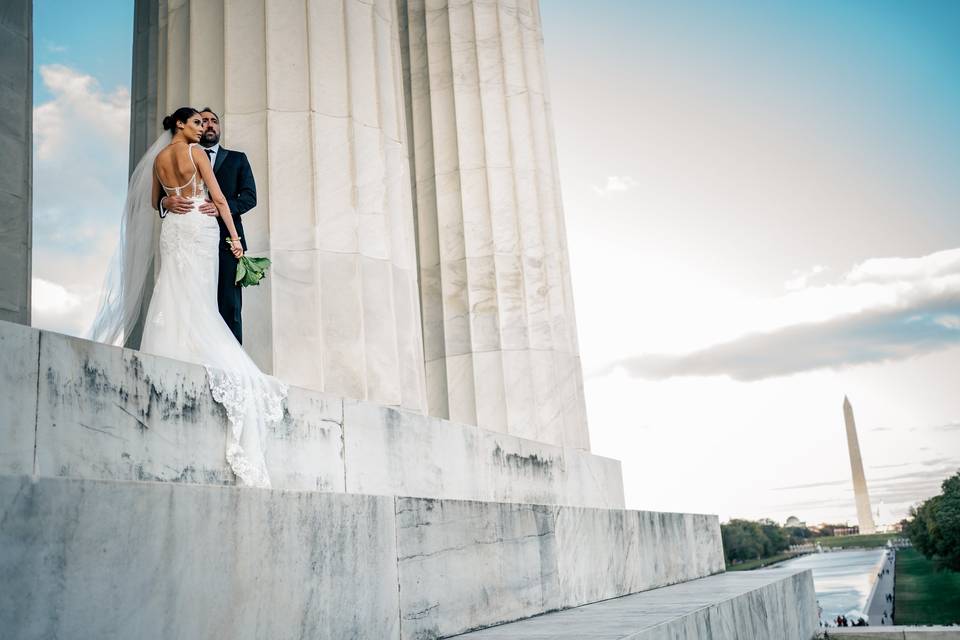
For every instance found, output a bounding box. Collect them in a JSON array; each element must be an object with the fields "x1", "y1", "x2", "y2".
[{"x1": 865, "y1": 549, "x2": 896, "y2": 626}]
